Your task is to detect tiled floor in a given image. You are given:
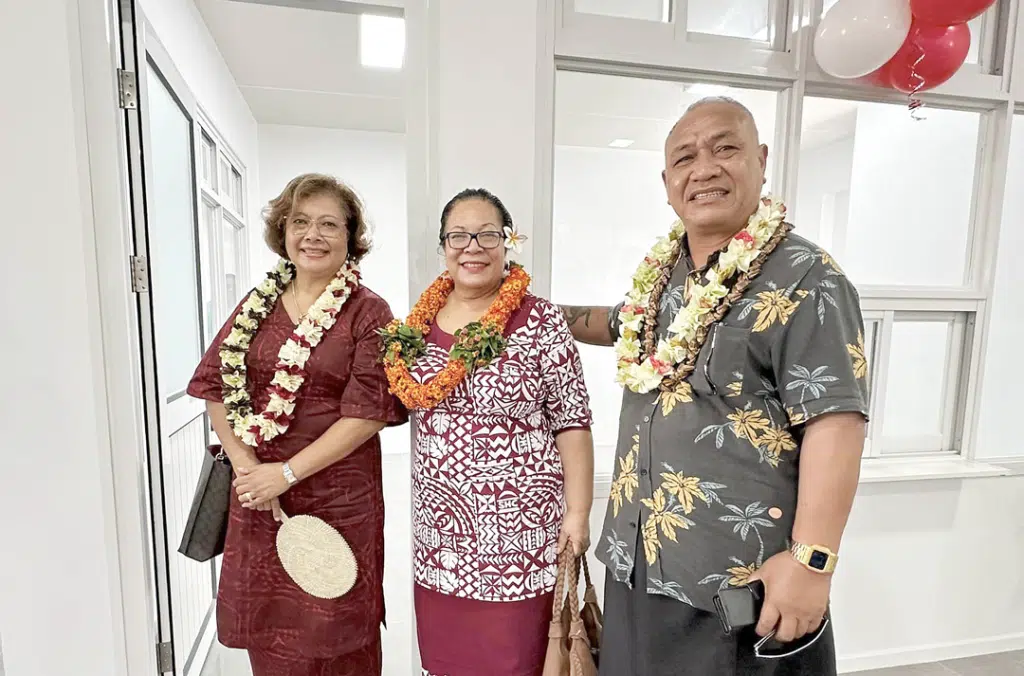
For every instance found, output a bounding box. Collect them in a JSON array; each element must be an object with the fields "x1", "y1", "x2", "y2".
[
  {"x1": 852, "y1": 651, "x2": 1024, "y2": 675},
  {"x1": 201, "y1": 645, "x2": 1024, "y2": 675}
]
